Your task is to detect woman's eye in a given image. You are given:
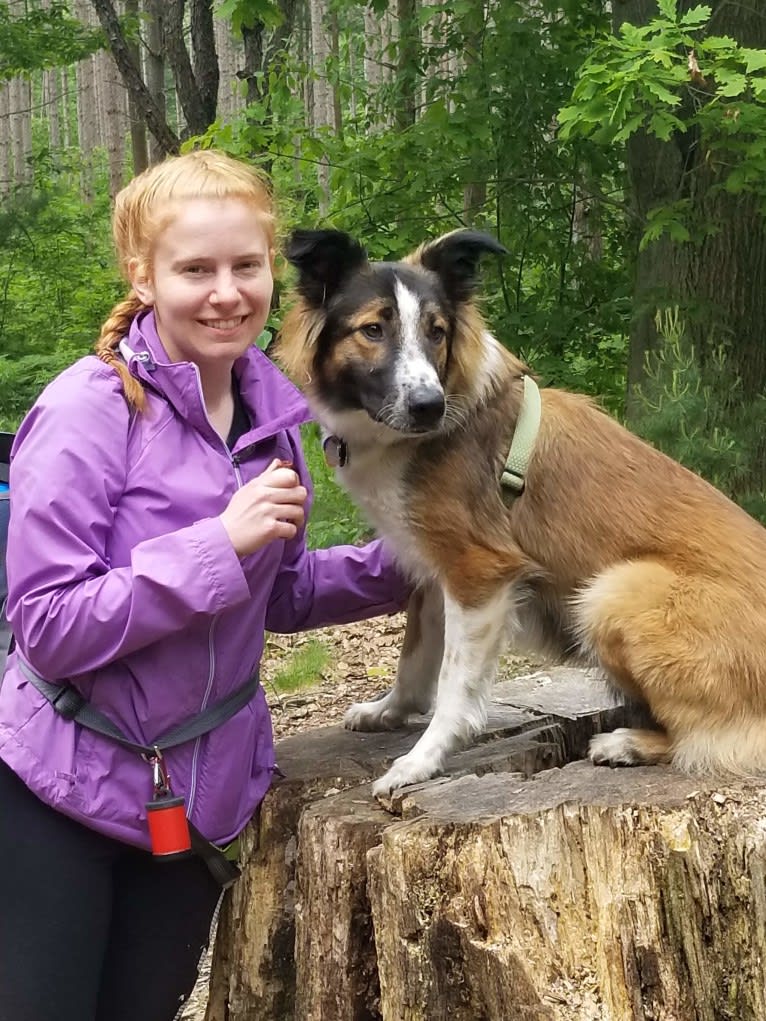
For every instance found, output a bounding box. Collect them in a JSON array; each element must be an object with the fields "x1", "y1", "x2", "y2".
[
  {"x1": 184, "y1": 265, "x2": 206, "y2": 275},
  {"x1": 360, "y1": 323, "x2": 383, "y2": 341}
]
